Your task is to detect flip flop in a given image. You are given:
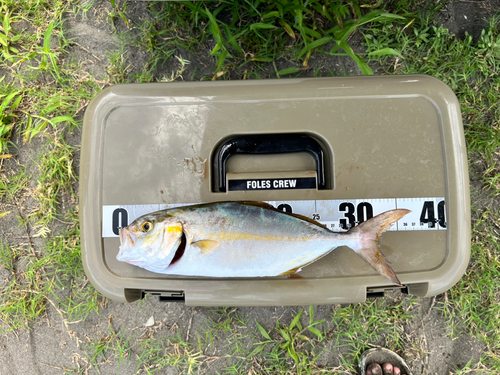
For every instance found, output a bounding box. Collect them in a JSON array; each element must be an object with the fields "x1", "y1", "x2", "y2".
[{"x1": 359, "y1": 347, "x2": 413, "y2": 375}]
